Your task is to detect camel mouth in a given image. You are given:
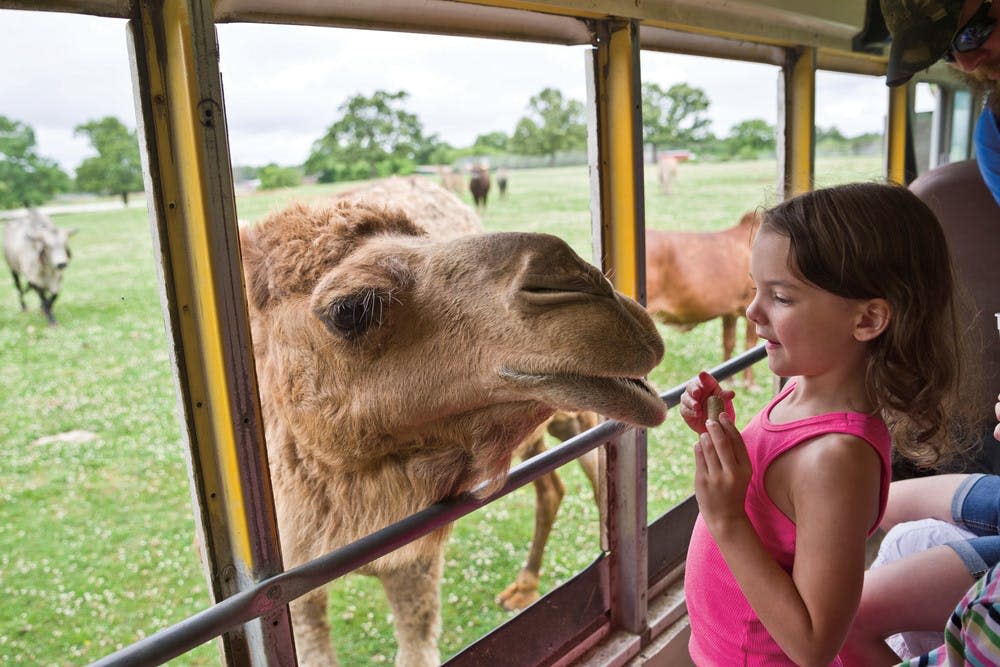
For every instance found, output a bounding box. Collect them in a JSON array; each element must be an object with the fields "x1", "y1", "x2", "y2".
[{"x1": 499, "y1": 368, "x2": 666, "y2": 427}]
